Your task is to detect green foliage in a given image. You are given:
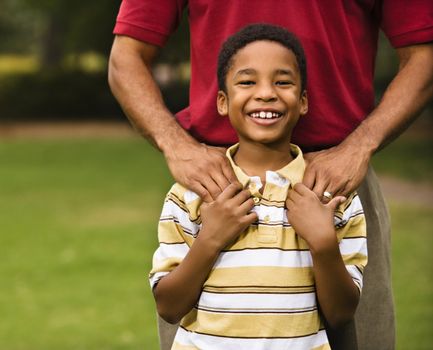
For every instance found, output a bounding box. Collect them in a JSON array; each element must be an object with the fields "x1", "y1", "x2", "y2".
[
  {"x1": 0, "y1": 72, "x2": 189, "y2": 120},
  {"x1": 0, "y1": 0, "x2": 42, "y2": 53},
  {"x1": 0, "y1": 71, "x2": 121, "y2": 119}
]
